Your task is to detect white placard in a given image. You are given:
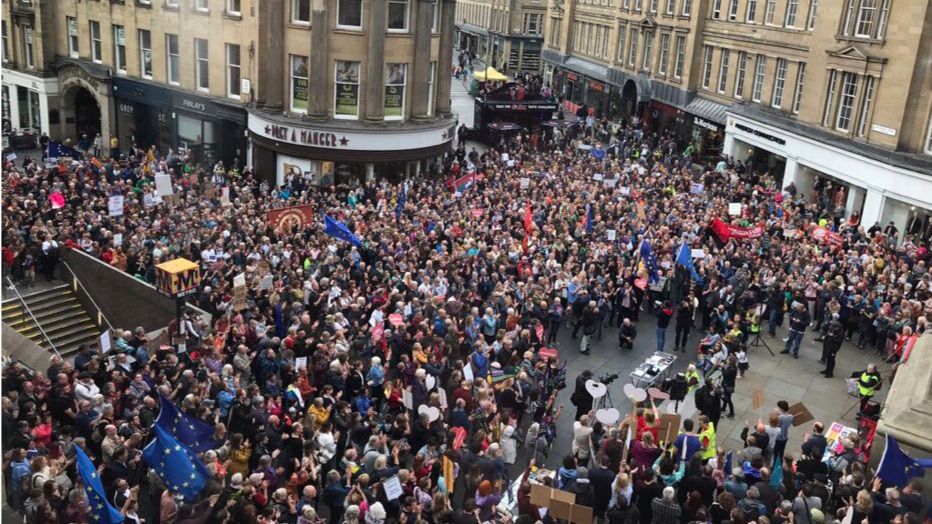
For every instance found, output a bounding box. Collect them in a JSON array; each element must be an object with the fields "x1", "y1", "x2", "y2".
[
  {"x1": 607, "y1": 229, "x2": 616, "y2": 241},
  {"x1": 259, "y1": 274, "x2": 273, "y2": 291},
  {"x1": 113, "y1": 233, "x2": 123, "y2": 247},
  {"x1": 108, "y1": 195, "x2": 124, "y2": 217},
  {"x1": 501, "y1": 153, "x2": 510, "y2": 161},
  {"x1": 507, "y1": 160, "x2": 515, "y2": 167},
  {"x1": 463, "y1": 364, "x2": 474, "y2": 382},
  {"x1": 728, "y1": 203, "x2": 742, "y2": 216},
  {"x1": 221, "y1": 186, "x2": 231, "y2": 205},
  {"x1": 690, "y1": 183, "x2": 705, "y2": 195},
  {"x1": 438, "y1": 388, "x2": 448, "y2": 410},
  {"x1": 382, "y1": 475, "x2": 404, "y2": 501},
  {"x1": 593, "y1": 173, "x2": 604, "y2": 181},
  {"x1": 520, "y1": 177, "x2": 530, "y2": 189},
  {"x1": 604, "y1": 178, "x2": 618, "y2": 188},
  {"x1": 295, "y1": 357, "x2": 308, "y2": 370},
  {"x1": 619, "y1": 186, "x2": 631, "y2": 196},
  {"x1": 691, "y1": 249, "x2": 705, "y2": 259},
  {"x1": 155, "y1": 174, "x2": 173, "y2": 197},
  {"x1": 99, "y1": 330, "x2": 112, "y2": 353},
  {"x1": 402, "y1": 389, "x2": 413, "y2": 410}
]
